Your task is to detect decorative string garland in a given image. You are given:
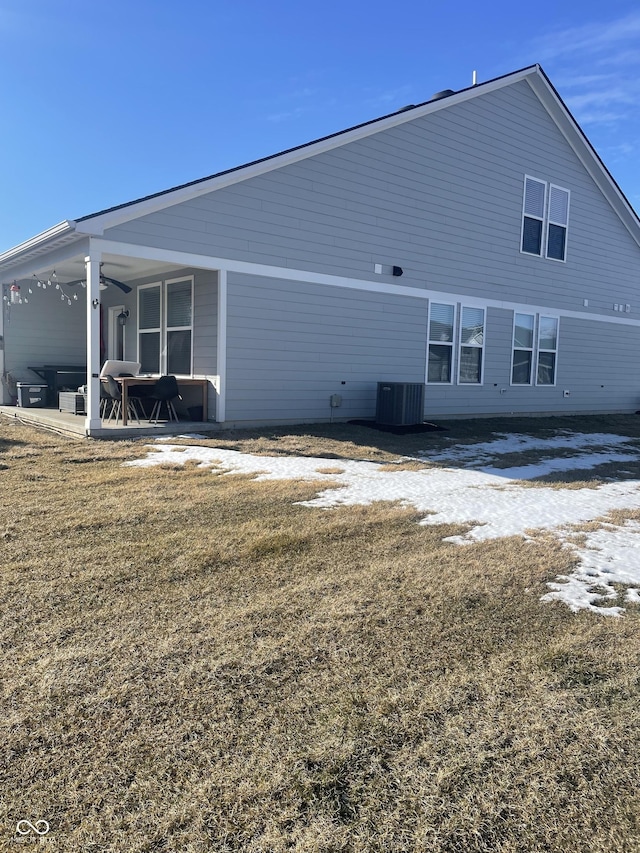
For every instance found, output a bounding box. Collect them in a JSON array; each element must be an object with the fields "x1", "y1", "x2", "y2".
[{"x1": 2, "y1": 271, "x2": 84, "y2": 308}]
